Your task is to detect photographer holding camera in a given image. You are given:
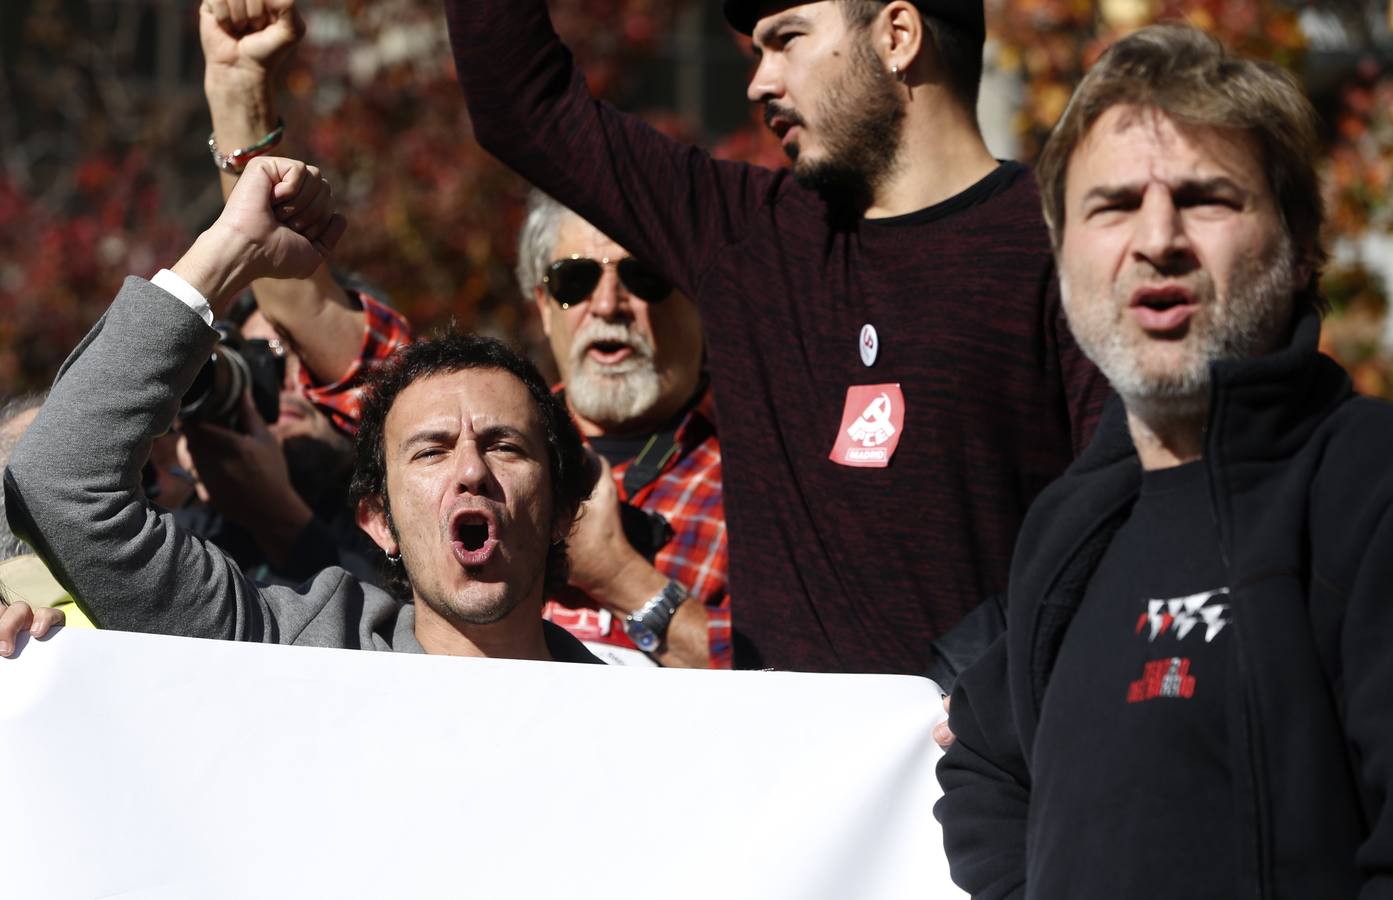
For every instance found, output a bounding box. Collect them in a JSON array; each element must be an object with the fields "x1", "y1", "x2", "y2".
[
  {"x1": 173, "y1": 305, "x2": 388, "y2": 586},
  {"x1": 177, "y1": 0, "x2": 413, "y2": 586}
]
